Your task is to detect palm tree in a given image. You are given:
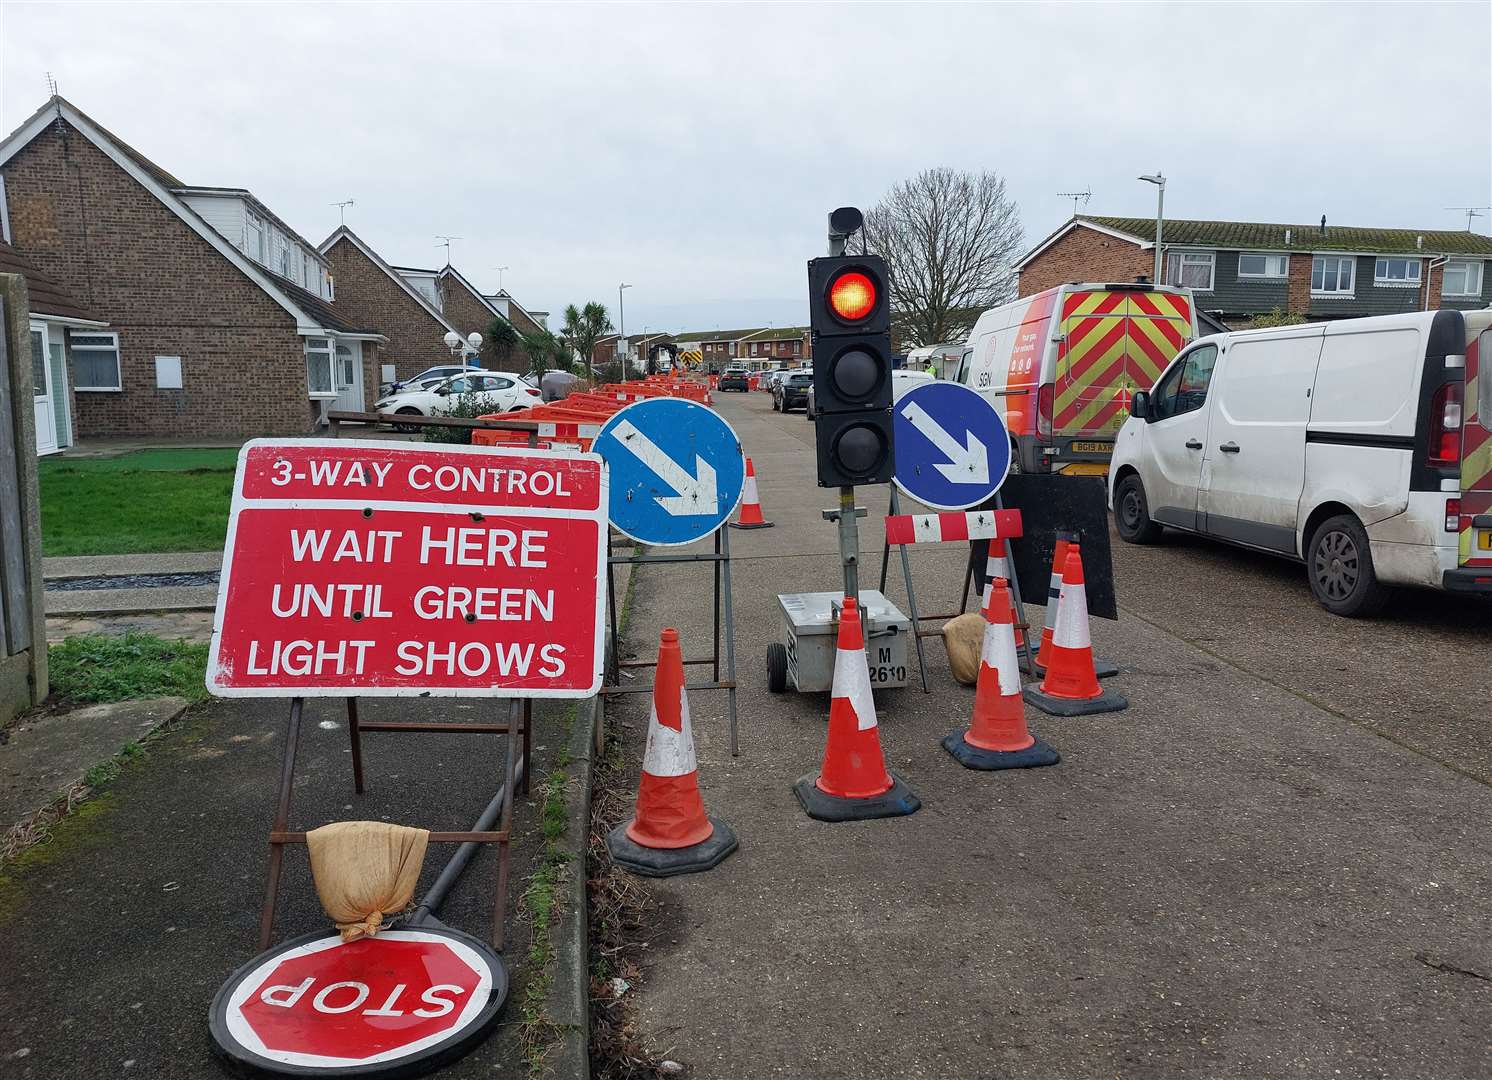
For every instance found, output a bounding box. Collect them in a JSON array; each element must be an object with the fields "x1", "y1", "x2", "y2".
[
  {"x1": 485, "y1": 316, "x2": 520, "y2": 369},
  {"x1": 561, "y1": 302, "x2": 614, "y2": 378}
]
